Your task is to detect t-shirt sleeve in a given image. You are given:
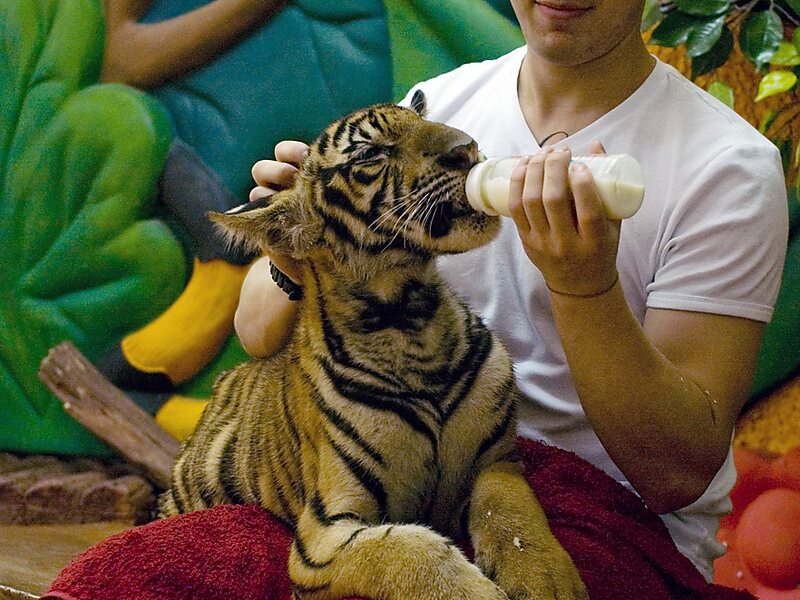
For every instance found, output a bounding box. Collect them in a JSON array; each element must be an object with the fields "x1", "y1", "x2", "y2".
[{"x1": 646, "y1": 143, "x2": 789, "y2": 322}]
